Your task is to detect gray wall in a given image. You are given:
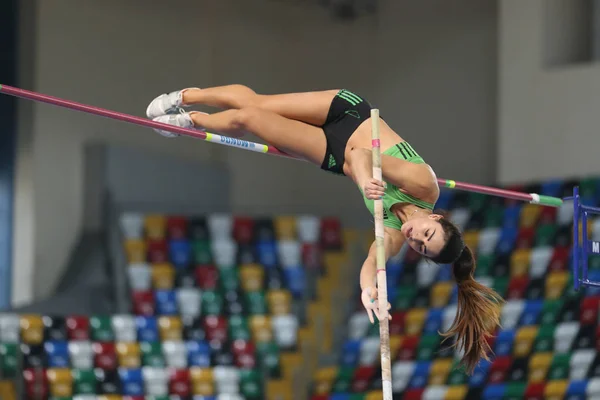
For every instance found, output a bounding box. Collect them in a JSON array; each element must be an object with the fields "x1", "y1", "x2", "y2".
[{"x1": 12, "y1": 0, "x2": 497, "y2": 305}]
